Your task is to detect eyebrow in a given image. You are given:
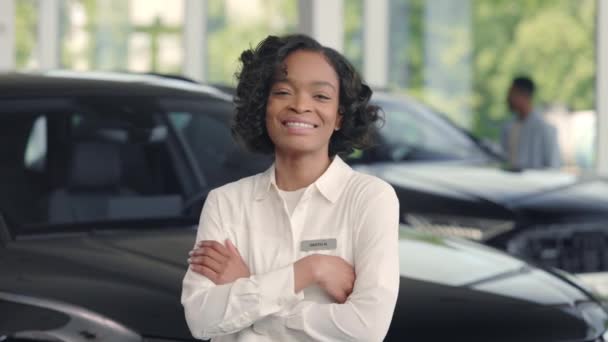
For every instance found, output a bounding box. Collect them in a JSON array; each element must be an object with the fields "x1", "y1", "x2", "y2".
[
  {"x1": 274, "y1": 78, "x2": 337, "y2": 92},
  {"x1": 311, "y1": 81, "x2": 337, "y2": 92}
]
